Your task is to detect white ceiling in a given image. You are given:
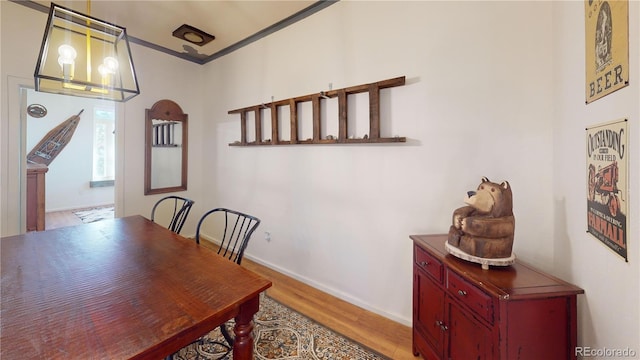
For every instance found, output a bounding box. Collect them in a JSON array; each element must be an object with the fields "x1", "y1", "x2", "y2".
[{"x1": 22, "y1": 0, "x2": 335, "y2": 64}]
